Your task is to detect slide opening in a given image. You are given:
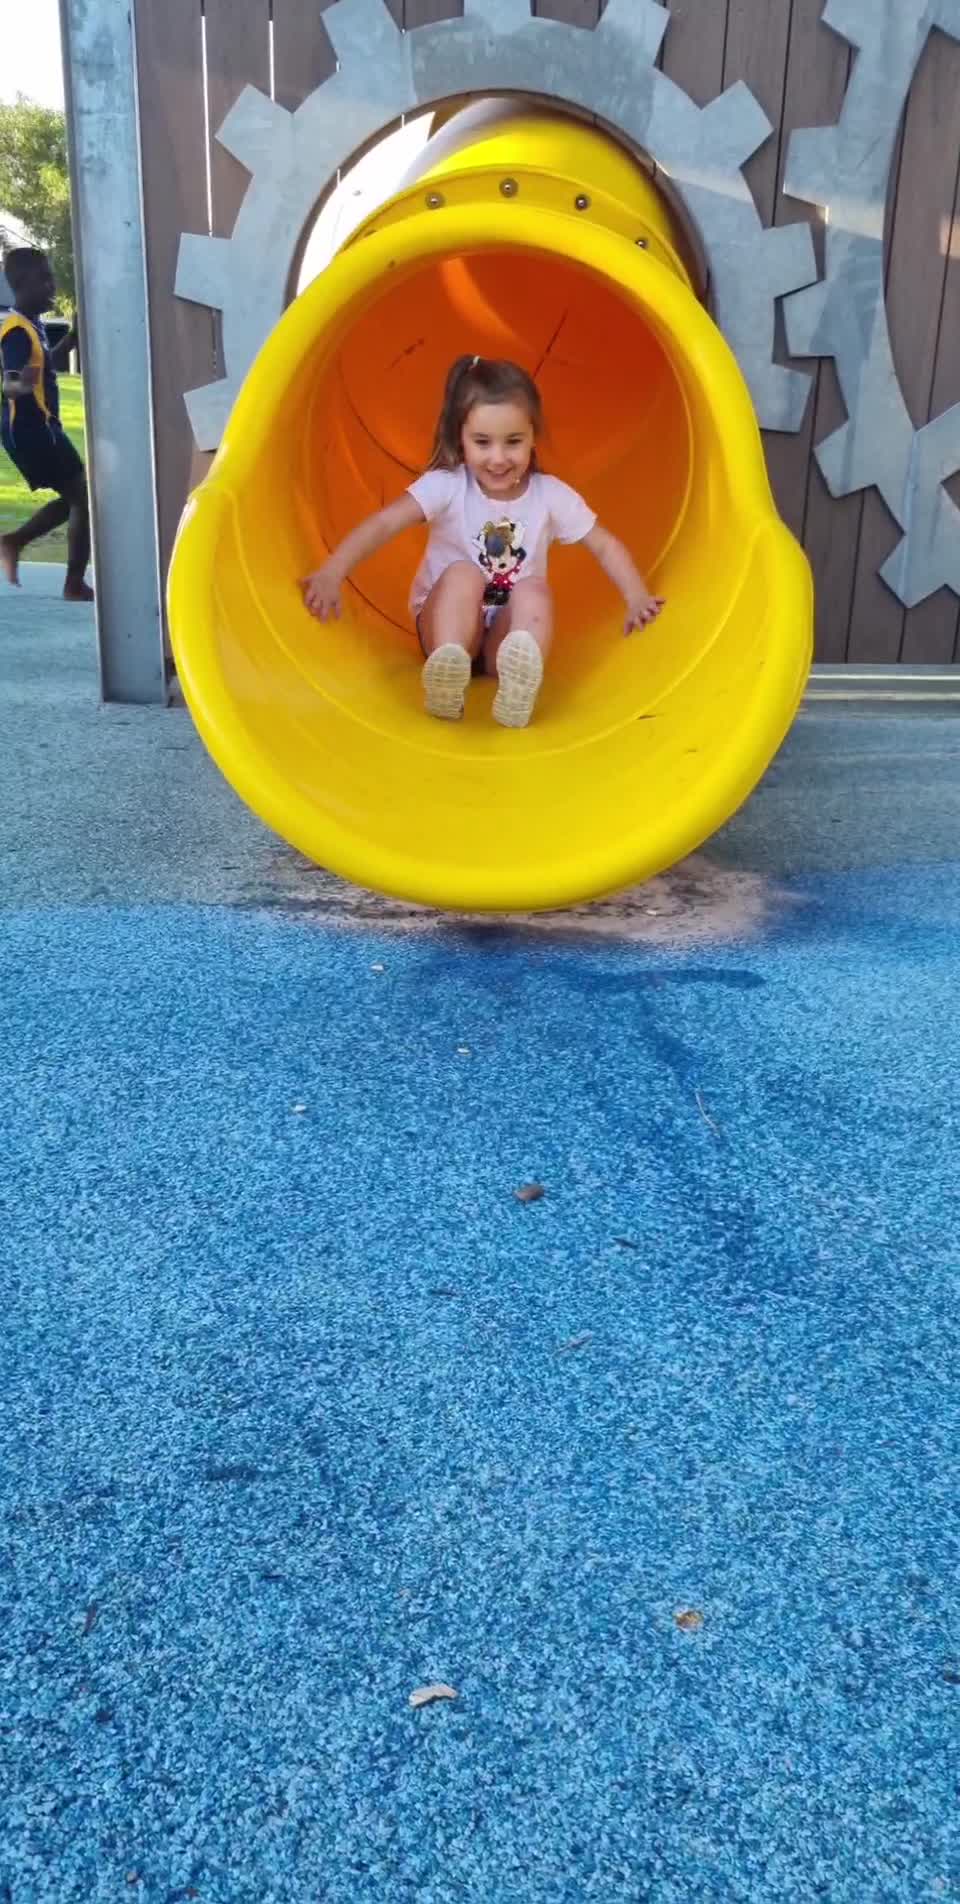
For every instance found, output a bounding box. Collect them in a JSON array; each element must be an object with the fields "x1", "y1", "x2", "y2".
[
  {"x1": 171, "y1": 131, "x2": 812, "y2": 911},
  {"x1": 298, "y1": 243, "x2": 693, "y2": 681}
]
